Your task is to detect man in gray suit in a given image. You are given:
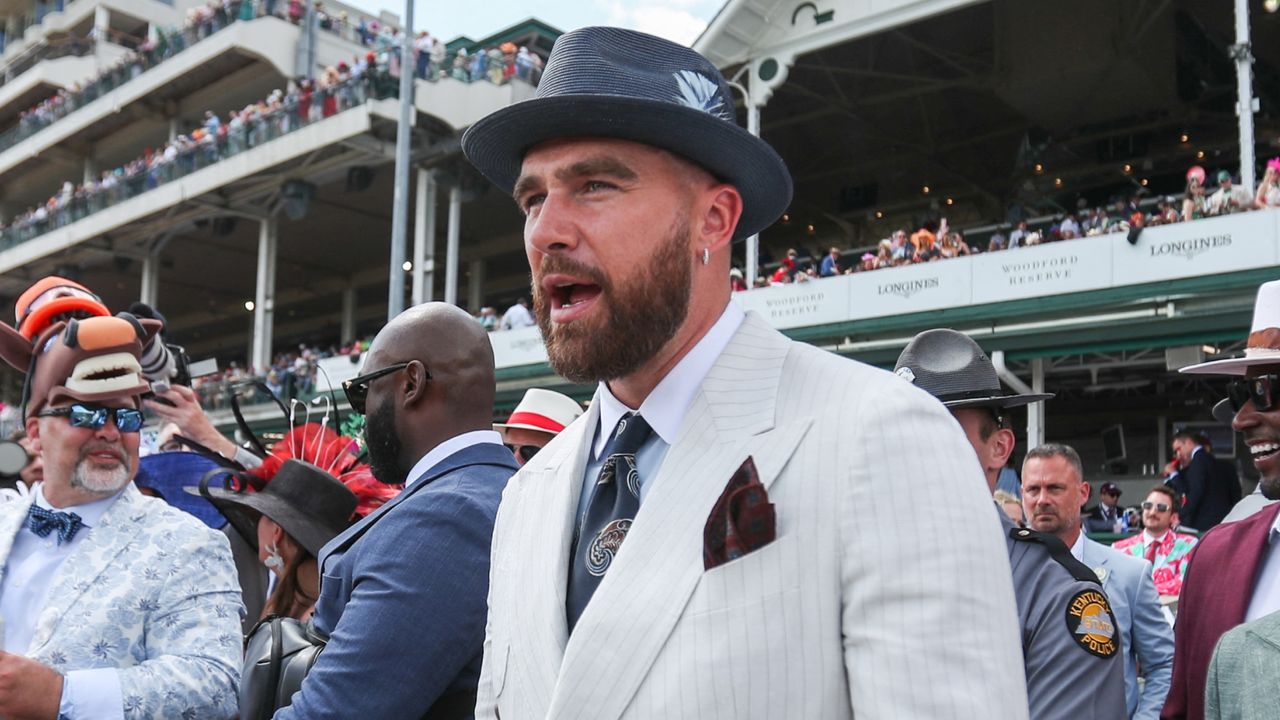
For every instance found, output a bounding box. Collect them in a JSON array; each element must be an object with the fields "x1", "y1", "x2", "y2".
[
  {"x1": 463, "y1": 26, "x2": 1027, "y2": 719},
  {"x1": 1023, "y1": 444, "x2": 1174, "y2": 719},
  {"x1": 1205, "y1": 610, "x2": 1280, "y2": 719},
  {"x1": 895, "y1": 329, "x2": 1128, "y2": 719}
]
